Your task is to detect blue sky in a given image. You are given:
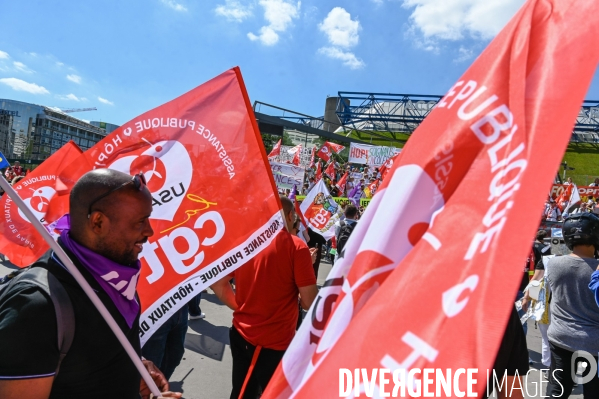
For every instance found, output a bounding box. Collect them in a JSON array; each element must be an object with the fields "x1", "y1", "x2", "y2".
[{"x1": 1, "y1": 0, "x2": 598, "y2": 125}]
